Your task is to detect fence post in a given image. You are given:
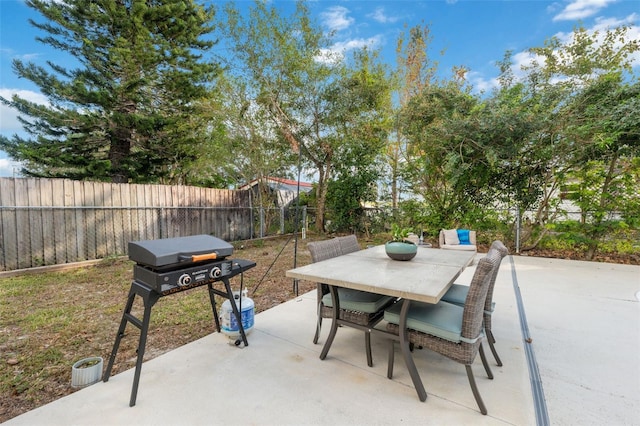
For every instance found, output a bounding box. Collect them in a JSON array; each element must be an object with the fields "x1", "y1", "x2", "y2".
[
  {"x1": 259, "y1": 208, "x2": 265, "y2": 238},
  {"x1": 302, "y1": 206, "x2": 307, "y2": 239},
  {"x1": 516, "y1": 205, "x2": 521, "y2": 254},
  {"x1": 159, "y1": 207, "x2": 164, "y2": 239},
  {"x1": 280, "y1": 207, "x2": 285, "y2": 235}
]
